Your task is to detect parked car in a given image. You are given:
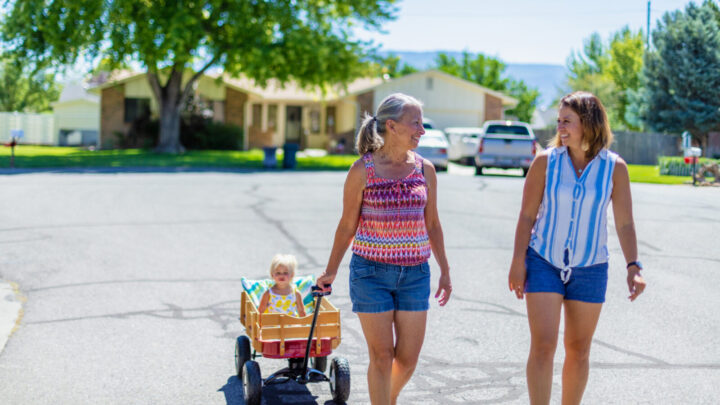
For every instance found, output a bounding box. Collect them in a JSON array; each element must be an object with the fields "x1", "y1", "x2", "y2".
[
  {"x1": 422, "y1": 117, "x2": 435, "y2": 129},
  {"x1": 445, "y1": 127, "x2": 482, "y2": 166},
  {"x1": 415, "y1": 129, "x2": 448, "y2": 171},
  {"x1": 475, "y1": 120, "x2": 537, "y2": 176}
]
